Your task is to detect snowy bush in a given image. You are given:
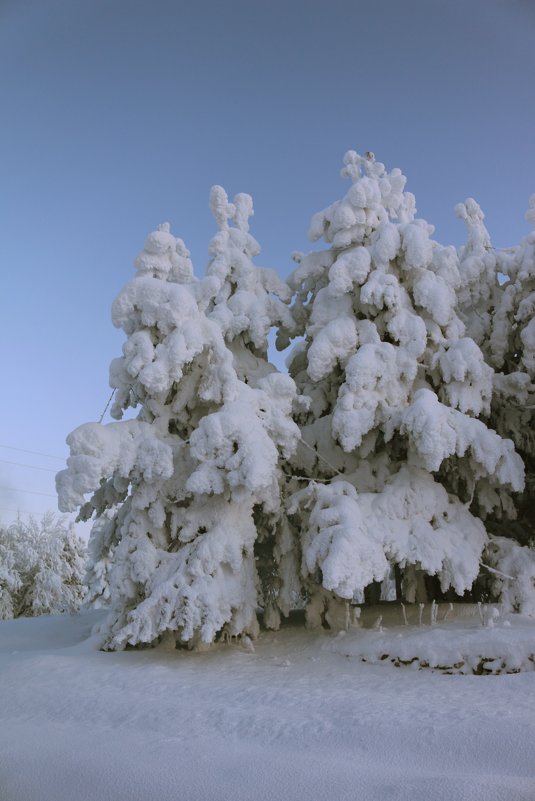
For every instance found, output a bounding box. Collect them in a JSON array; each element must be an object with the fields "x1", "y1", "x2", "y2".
[
  {"x1": 481, "y1": 536, "x2": 535, "y2": 617},
  {"x1": 0, "y1": 513, "x2": 86, "y2": 619},
  {"x1": 57, "y1": 150, "x2": 534, "y2": 650}
]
